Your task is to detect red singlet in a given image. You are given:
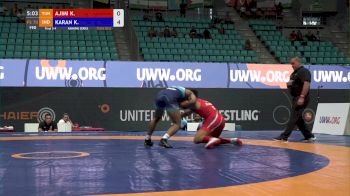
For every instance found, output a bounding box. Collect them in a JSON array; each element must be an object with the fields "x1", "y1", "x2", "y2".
[{"x1": 193, "y1": 98, "x2": 225, "y2": 136}]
